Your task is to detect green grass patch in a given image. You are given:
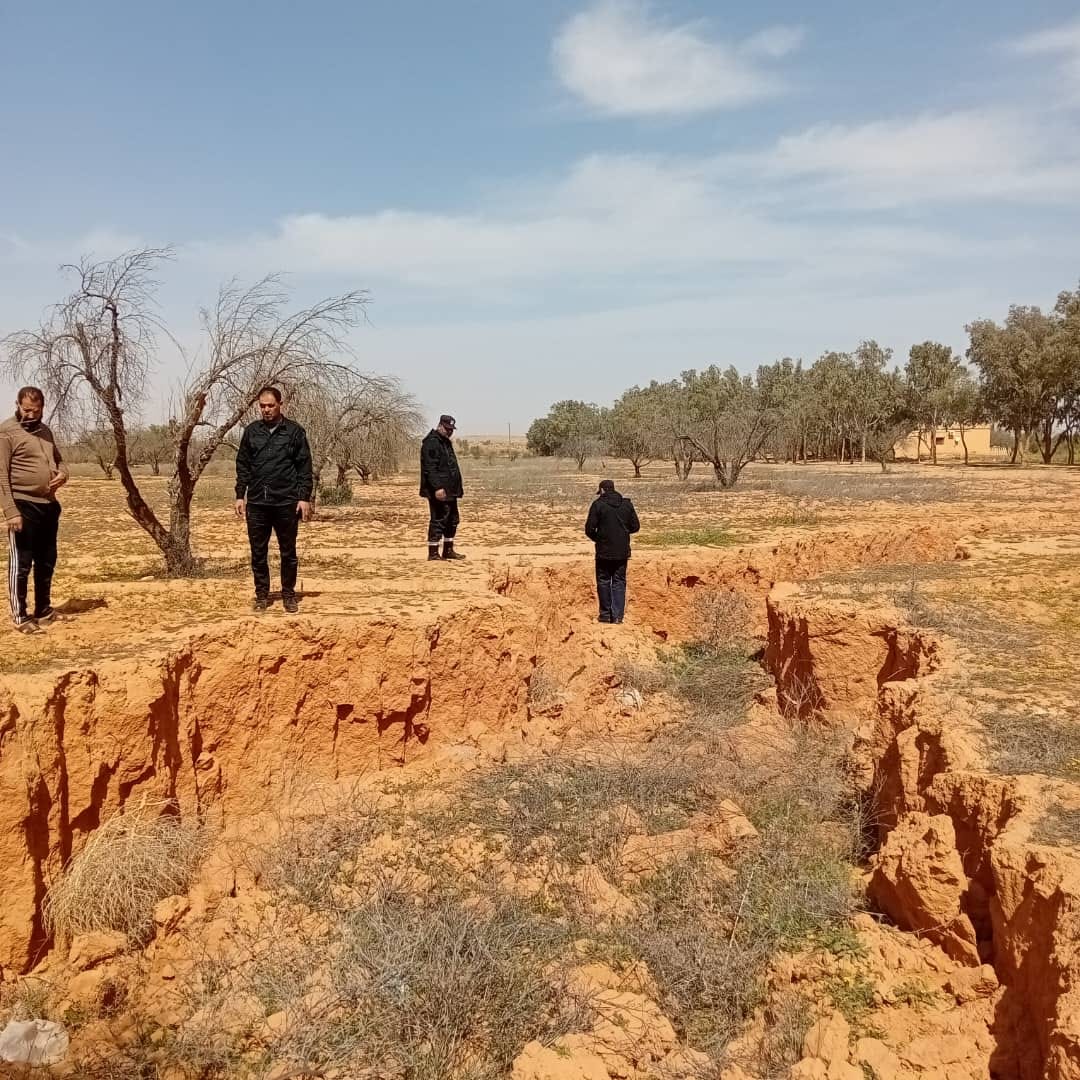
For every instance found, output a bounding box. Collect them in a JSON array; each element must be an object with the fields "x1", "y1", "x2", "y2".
[{"x1": 637, "y1": 525, "x2": 739, "y2": 548}]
